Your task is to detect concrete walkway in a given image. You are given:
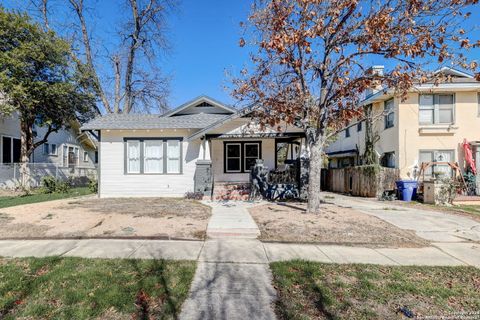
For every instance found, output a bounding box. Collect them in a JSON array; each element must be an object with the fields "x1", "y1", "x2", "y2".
[{"x1": 181, "y1": 201, "x2": 276, "y2": 320}]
